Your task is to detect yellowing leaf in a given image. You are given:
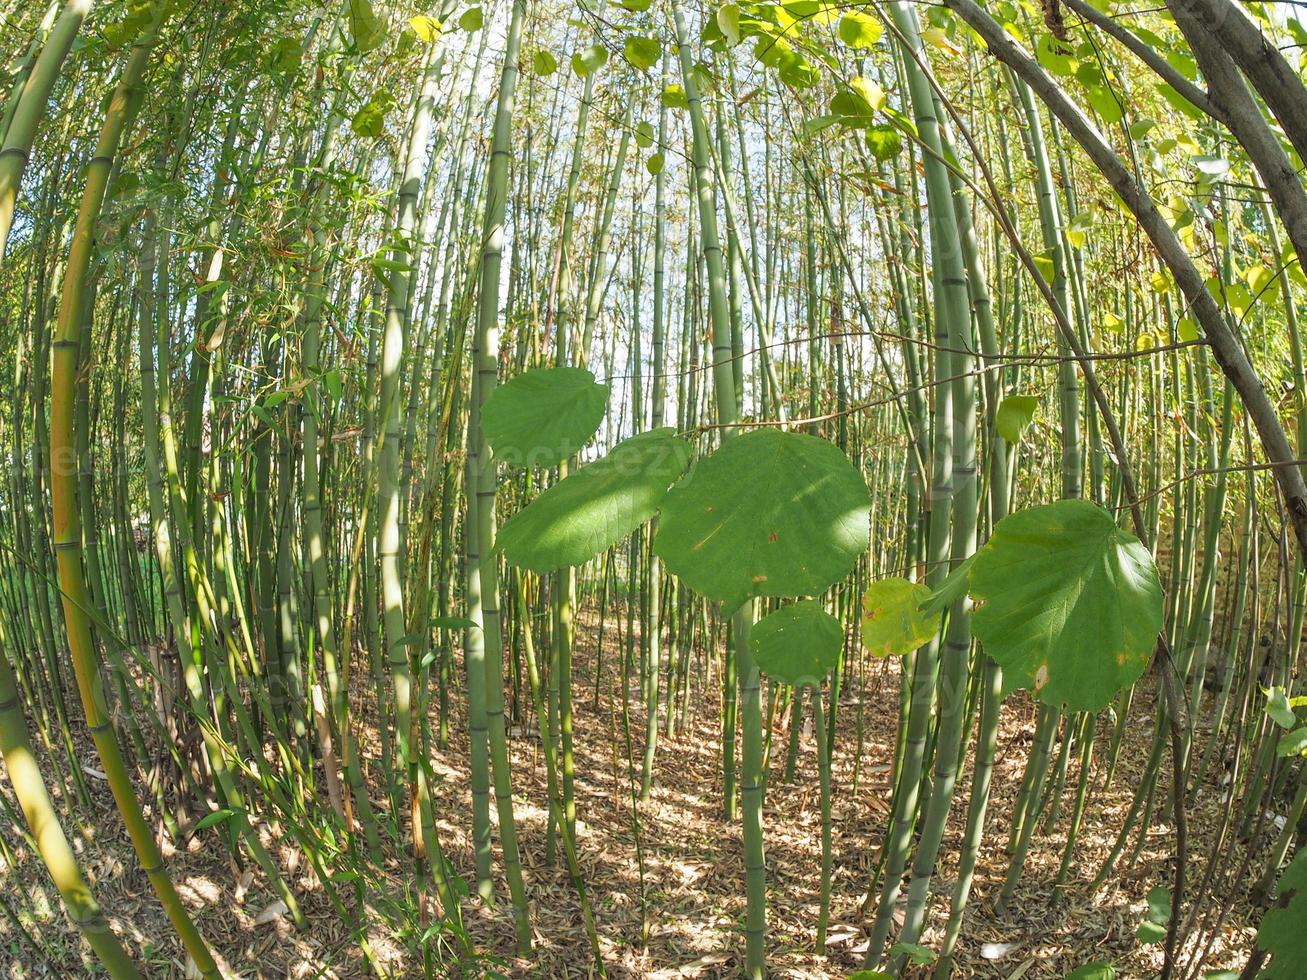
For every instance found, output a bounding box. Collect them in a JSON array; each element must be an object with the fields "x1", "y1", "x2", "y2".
[
  {"x1": 1246, "y1": 263, "x2": 1276, "y2": 298},
  {"x1": 861, "y1": 578, "x2": 941, "y2": 658},
  {"x1": 409, "y1": 15, "x2": 442, "y2": 41},
  {"x1": 838, "y1": 11, "x2": 882, "y2": 49}
]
